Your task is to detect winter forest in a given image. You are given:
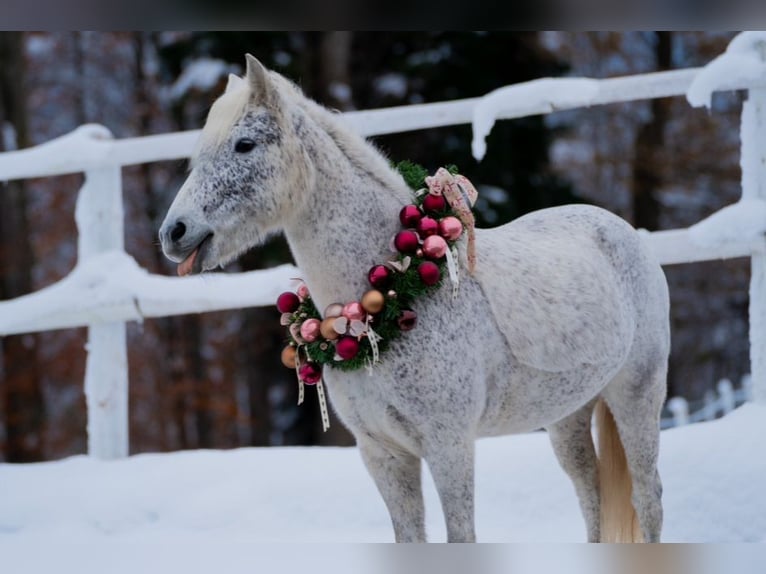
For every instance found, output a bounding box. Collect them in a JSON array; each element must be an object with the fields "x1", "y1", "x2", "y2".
[{"x1": 0, "y1": 31, "x2": 752, "y2": 463}]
